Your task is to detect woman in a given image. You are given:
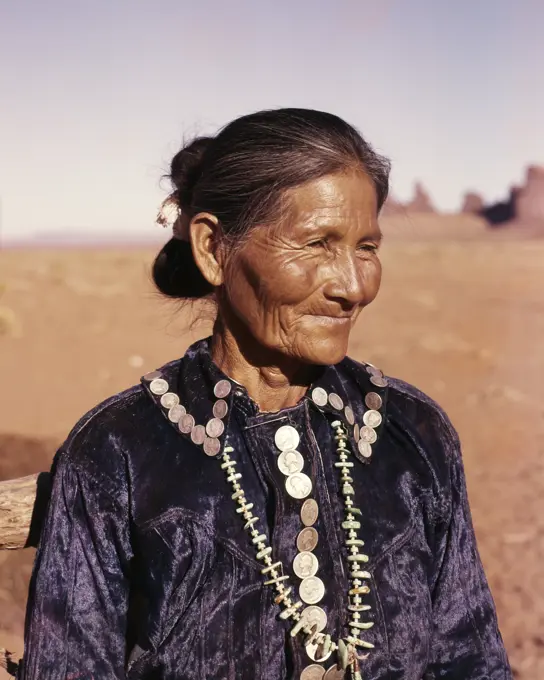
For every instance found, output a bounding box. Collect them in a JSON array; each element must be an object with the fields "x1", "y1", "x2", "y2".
[{"x1": 19, "y1": 109, "x2": 511, "y2": 679}]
